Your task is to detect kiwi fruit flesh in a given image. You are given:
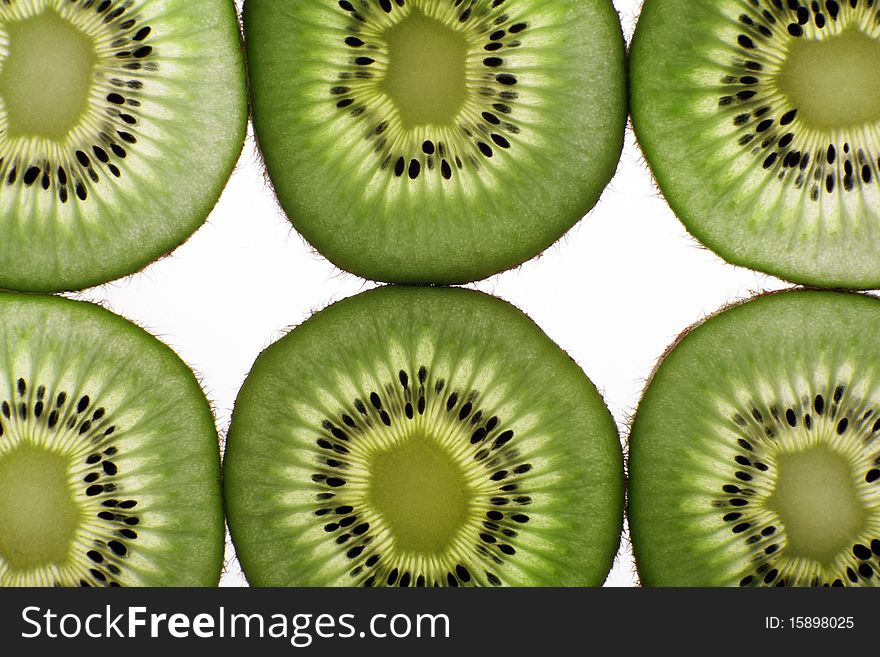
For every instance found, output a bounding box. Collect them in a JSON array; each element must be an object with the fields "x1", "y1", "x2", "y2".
[
  {"x1": 630, "y1": 0, "x2": 880, "y2": 289},
  {"x1": 244, "y1": 0, "x2": 626, "y2": 284},
  {"x1": 629, "y1": 289, "x2": 880, "y2": 587},
  {"x1": 224, "y1": 285, "x2": 623, "y2": 586},
  {"x1": 0, "y1": 293, "x2": 223, "y2": 586},
  {"x1": 0, "y1": 0, "x2": 246, "y2": 293}
]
